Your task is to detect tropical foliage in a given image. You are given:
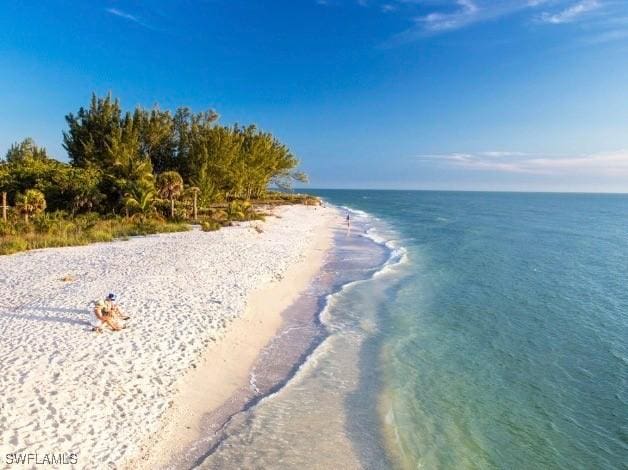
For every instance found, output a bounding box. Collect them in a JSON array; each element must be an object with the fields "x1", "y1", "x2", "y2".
[
  {"x1": 157, "y1": 171, "x2": 184, "y2": 218},
  {"x1": 14, "y1": 189, "x2": 46, "y2": 222},
  {"x1": 0, "y1": 92, "x2": 314, "y2": 255},
  {"x1": 0, "y1": 212, "x2": 189, "y2": 255},
  {"x1": 59, "y1": 93, "x2": 306, "y2": 212}
]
